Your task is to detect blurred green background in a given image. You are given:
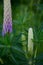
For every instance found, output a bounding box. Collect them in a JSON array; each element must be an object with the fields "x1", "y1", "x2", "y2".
[{"x1": 0, "y1": 0, "x2": 43, "y2": 65}]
